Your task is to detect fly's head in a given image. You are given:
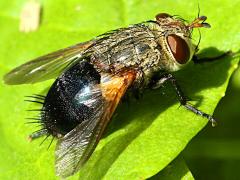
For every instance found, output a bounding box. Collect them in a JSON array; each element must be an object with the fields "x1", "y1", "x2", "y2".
[{"x1": 152, "y1": 13, "x2": 211, "y2": 71}]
